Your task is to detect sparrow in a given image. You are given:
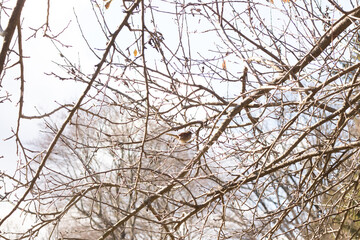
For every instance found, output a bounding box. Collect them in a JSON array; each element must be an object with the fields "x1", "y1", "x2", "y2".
[{"x1": 166, "y1": 131, "x2": 192, "y2": 144}]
